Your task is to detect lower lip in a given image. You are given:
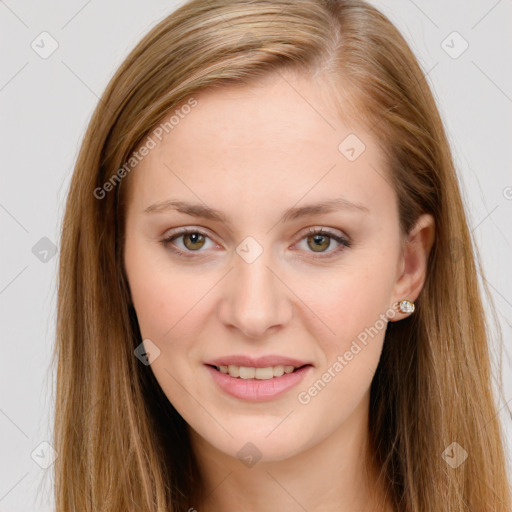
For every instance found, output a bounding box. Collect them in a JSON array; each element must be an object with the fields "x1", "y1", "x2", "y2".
[{"x1": 205, "y1": 364, "x2": 312, "y2": 402}]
